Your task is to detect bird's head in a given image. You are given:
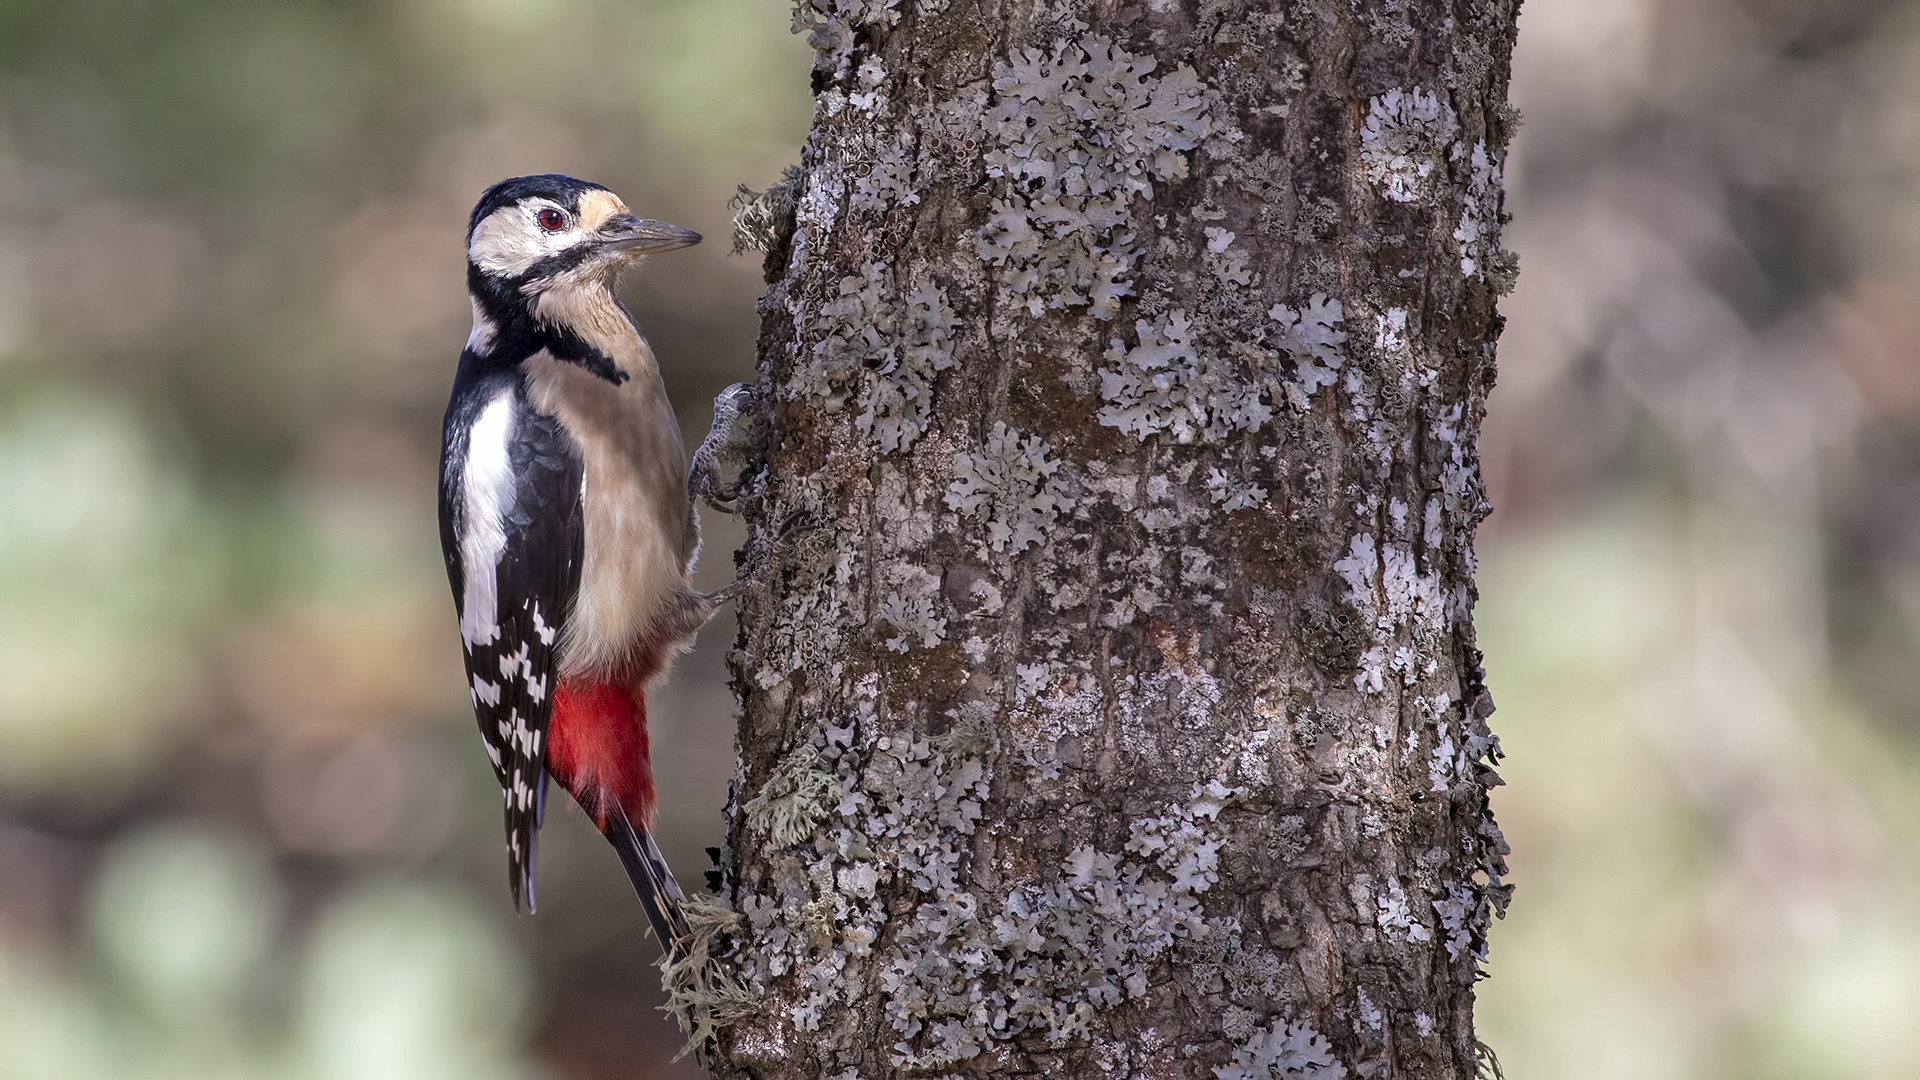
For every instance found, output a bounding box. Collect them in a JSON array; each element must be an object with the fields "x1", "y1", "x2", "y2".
[{"x1": 465, "y1": 174, "x2": 700, "y2": 300}]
